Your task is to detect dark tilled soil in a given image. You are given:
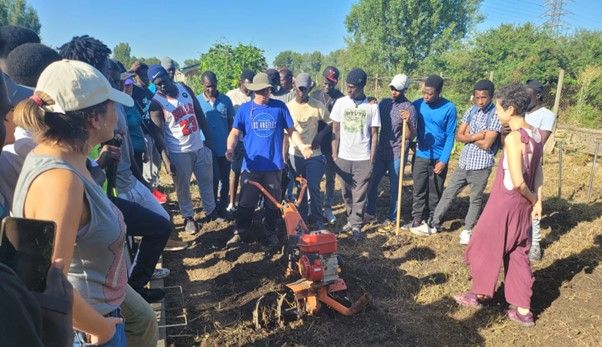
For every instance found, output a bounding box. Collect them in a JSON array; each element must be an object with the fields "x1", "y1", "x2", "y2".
[{"x1": 163, "y1": 152, "x2": 602, "y2": 347}]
